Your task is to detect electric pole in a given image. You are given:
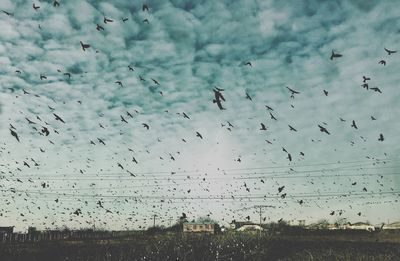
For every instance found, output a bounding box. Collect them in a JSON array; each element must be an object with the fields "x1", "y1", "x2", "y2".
[{"x1": 152, "y1": 214, "x2": 158, "y2": 227}]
